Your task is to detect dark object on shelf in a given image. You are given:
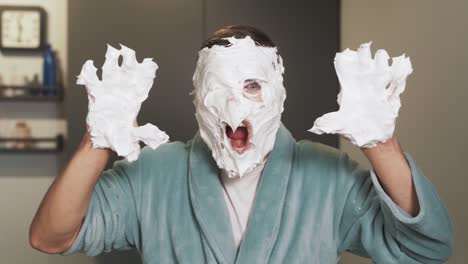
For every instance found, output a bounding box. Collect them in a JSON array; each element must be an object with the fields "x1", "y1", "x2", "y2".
[
  {"x1": 0, "y1": 84, "x2": 63, "y2": 101},
  {"x1": 0, "y1": 134, "x2": 64, "y2": 153},
  {"x1": 43, "y1": 44, "x2": 57, "y2": 88}
]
